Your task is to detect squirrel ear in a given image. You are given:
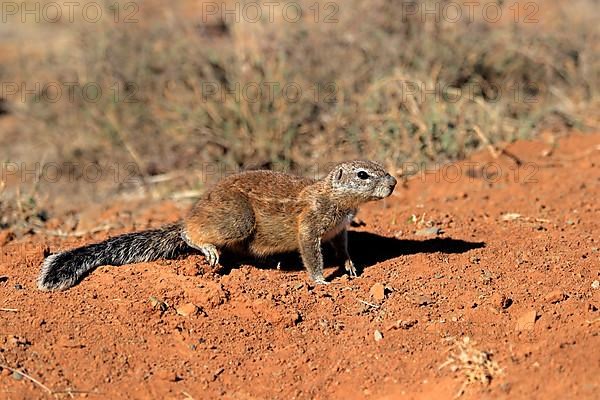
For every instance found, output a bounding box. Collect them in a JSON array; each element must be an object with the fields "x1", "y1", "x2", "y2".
[{"x1": 335, "y1": 168, "x2": 343, "y2": 181}]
